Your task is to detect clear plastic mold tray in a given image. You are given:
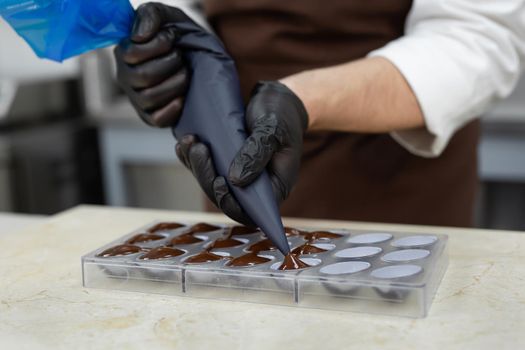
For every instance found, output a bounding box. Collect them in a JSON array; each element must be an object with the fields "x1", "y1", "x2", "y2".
[{"x1": 81, "y1": 221, "x2": 448, "y2": 318}]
